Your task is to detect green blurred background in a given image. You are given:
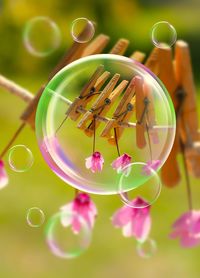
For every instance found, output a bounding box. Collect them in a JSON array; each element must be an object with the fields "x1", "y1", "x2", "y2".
[{"x1": 0, "y1": 0, "x2": 200, "y2": 277}]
